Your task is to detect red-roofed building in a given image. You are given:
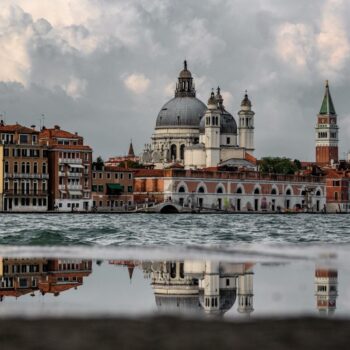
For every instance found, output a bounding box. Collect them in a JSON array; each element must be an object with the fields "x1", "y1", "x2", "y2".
[
  {"x1": 39, "y1": 125, "x2": 93, "y2": 211},
  {"x1": 92, "y1": 166, "x2": 134, "y2": 211},
  {"x1": 0, "y1": 121, "x2": 49, "y2": 211}
]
